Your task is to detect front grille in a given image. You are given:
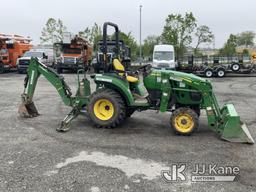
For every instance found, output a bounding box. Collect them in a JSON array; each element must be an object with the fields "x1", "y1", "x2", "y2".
[
  {"x1": 19, "y1": 59, "x2": 30, "y2": 66},
  {"x1": 64, "y1": 57, "x2": 76, "y2": 64},
  {"x1": 157, "y1": 63, "x2": 170, "y2": 68}
]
